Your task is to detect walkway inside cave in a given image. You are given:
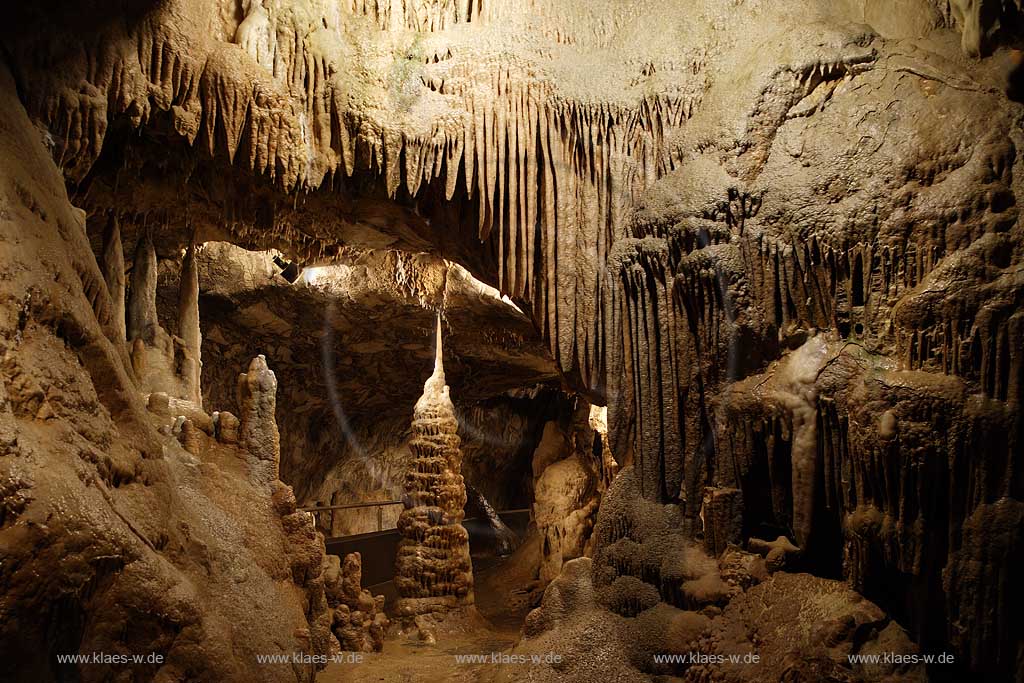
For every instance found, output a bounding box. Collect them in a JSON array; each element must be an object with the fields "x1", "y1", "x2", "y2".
[{"x1": 320, "y1": 550, "x2": 538, "y2": 683}]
